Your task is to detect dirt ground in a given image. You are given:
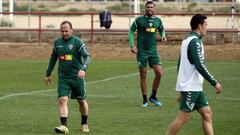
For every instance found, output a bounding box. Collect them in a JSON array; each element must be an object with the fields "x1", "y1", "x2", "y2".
[{"x1": 0, "y1": 42, "x2": 239, "y2": 61}]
